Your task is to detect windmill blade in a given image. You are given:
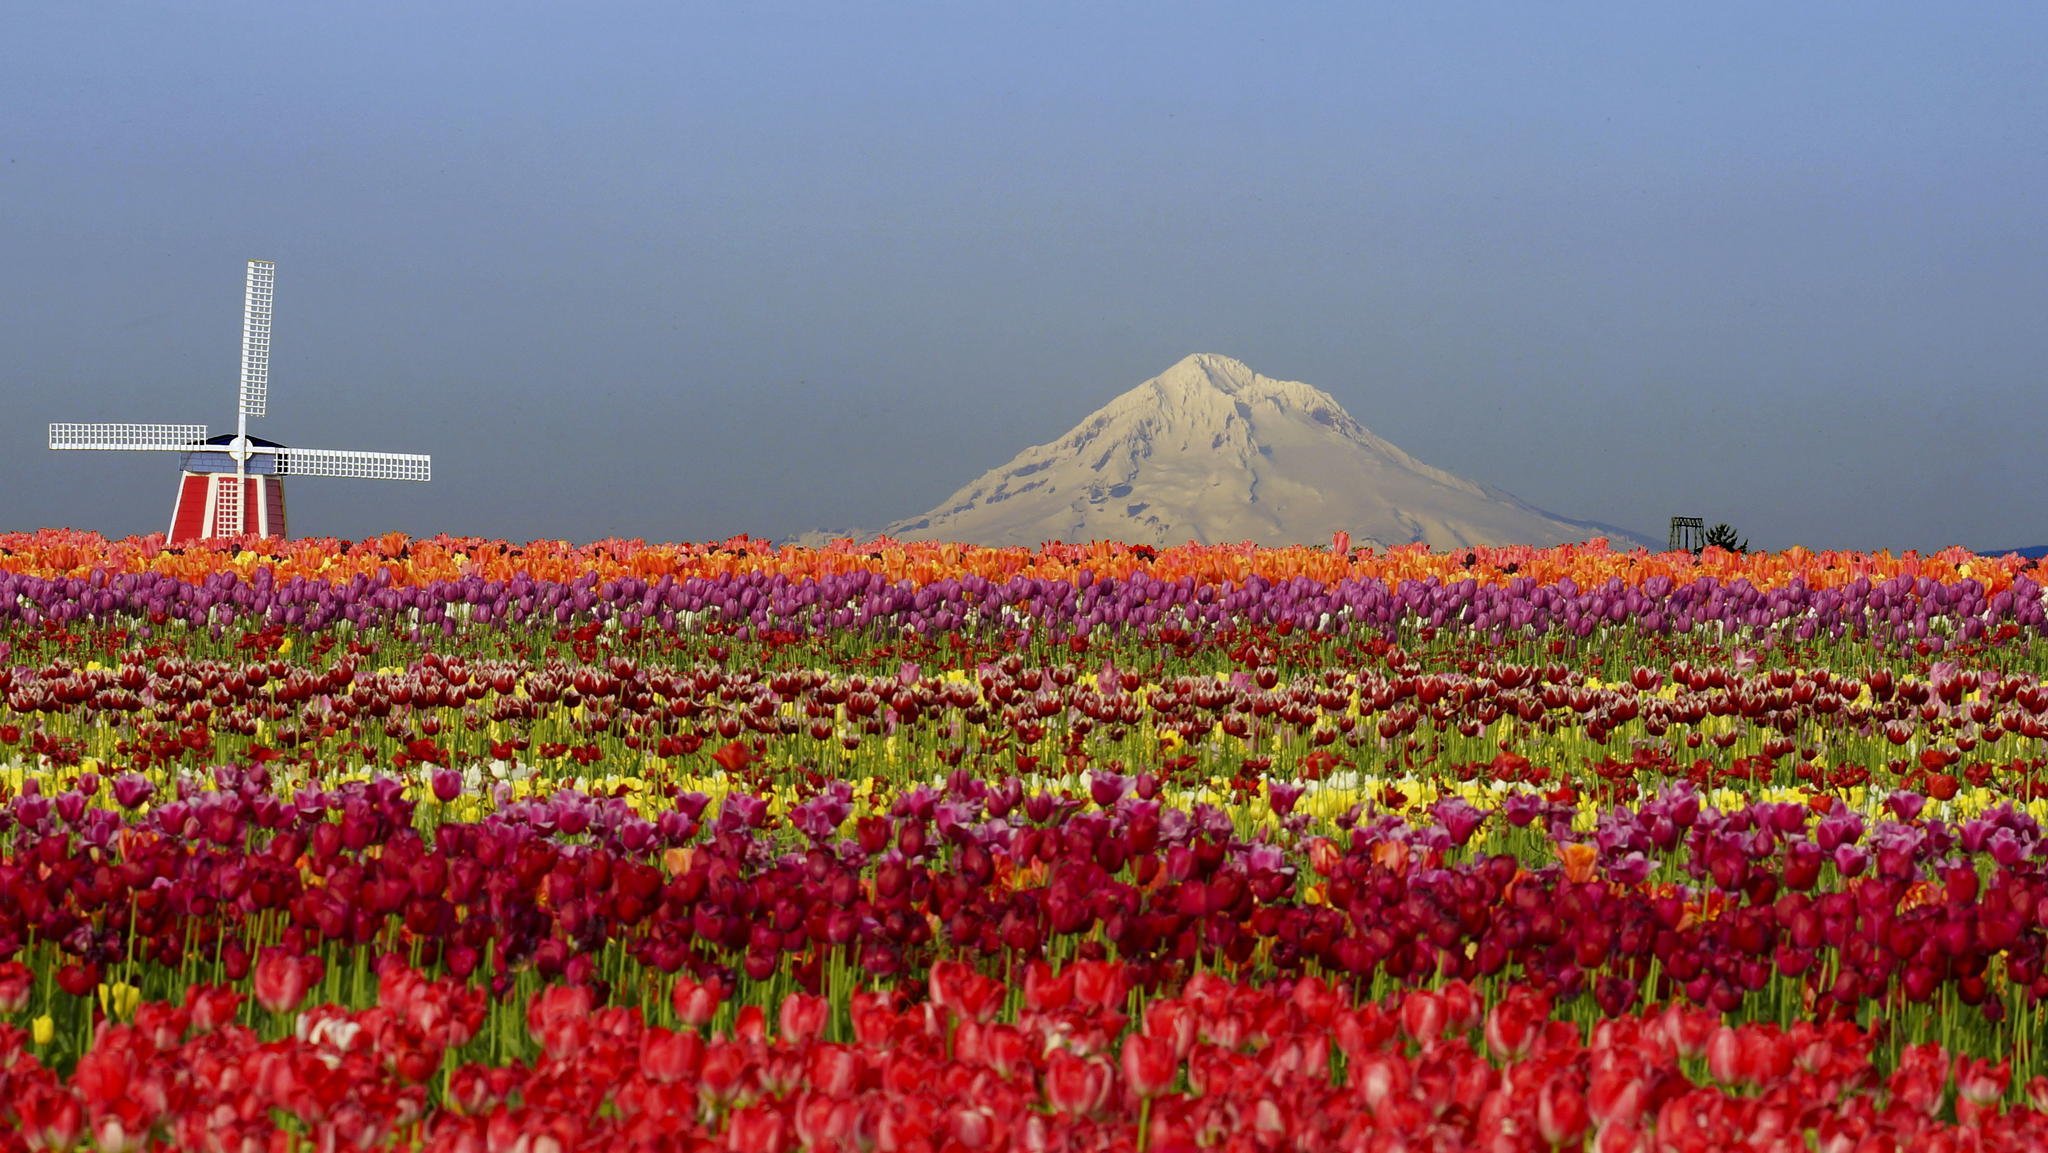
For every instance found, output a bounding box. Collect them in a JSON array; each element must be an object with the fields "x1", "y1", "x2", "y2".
[
  {"x1": 240, "y1": 260, "x2": 274, "y2": 417},
  {"x1": 270, "y1": 447, "x2": 431, "y2": 482},
  {"x1": 49, "y1": 423, "x2": 208, "y2": 451}
]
